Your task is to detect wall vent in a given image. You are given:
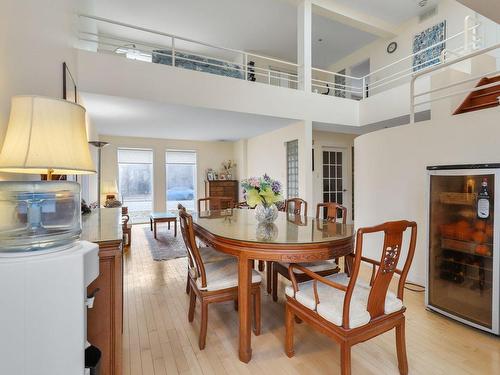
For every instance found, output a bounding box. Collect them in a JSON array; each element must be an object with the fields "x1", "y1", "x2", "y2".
[{"x1": 419, "y1": 5, "x2": 438, "y2": 23}]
